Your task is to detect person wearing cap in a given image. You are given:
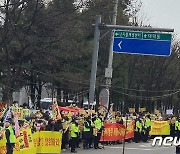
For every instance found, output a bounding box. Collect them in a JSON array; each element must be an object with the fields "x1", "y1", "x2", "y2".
[{"x1": 5, "y1": 119, "x2": 16, "y2": 154}]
